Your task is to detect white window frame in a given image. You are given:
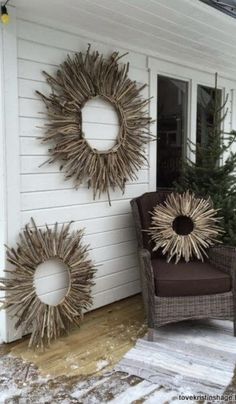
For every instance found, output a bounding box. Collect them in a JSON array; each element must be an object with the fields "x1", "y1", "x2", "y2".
[{"x1": 148, "y1": 57, "x2": 236, "y2": 191}]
